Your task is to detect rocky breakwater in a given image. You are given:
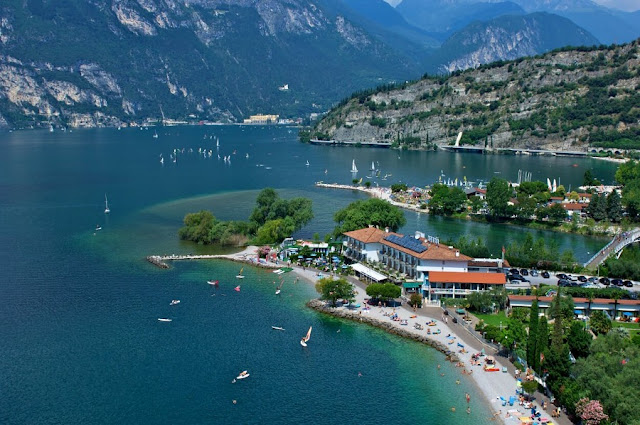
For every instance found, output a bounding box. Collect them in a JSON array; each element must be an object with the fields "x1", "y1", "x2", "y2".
[{"x1": 307, "y1": 299, "x2": 460, "y2": 362}]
